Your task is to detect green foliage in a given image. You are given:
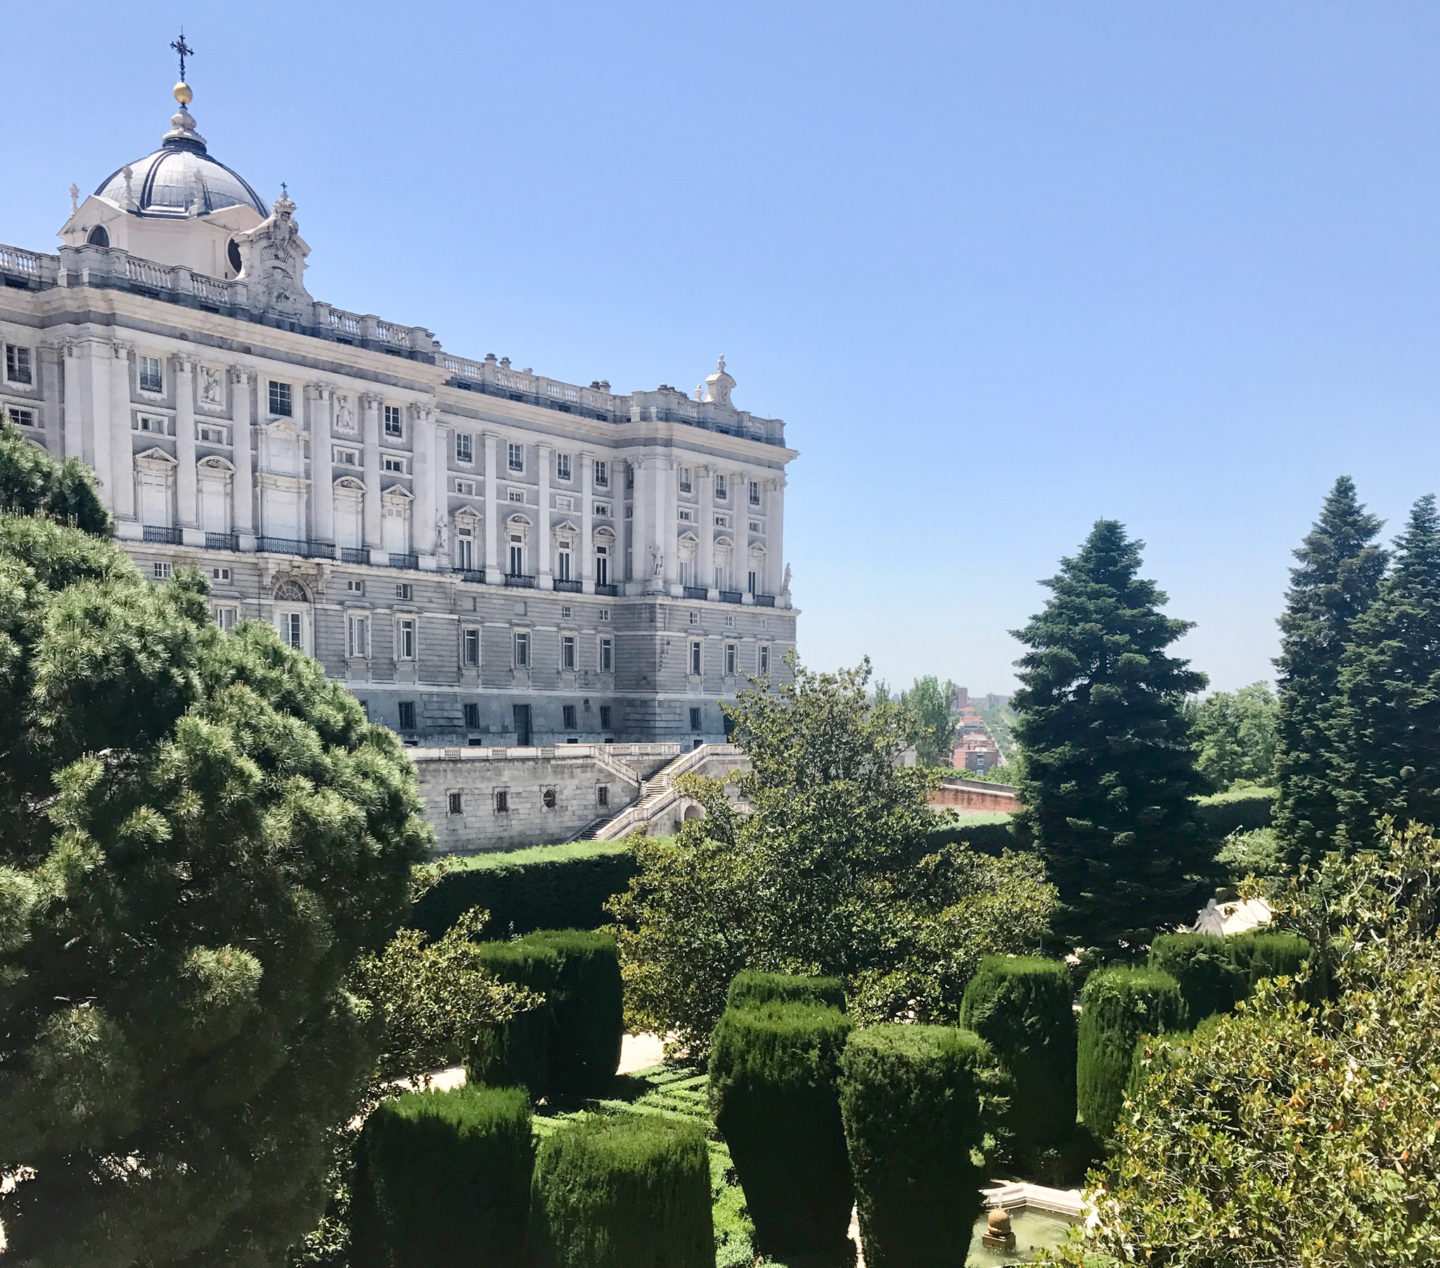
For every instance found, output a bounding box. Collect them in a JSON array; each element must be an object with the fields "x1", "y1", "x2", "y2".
[
  {"x1": 925, "y1": 814, "x2": 1024, "y2": 857},
  {"x1": 838, "y1": 1025, "x2": 997, "y2": 1268},
  {"x1": 350, "y1": 1084, "x2": 533, "y2": 1268},
  {"x1": 1273, "y1": 476, "x2": 1388, "y2": 867},
  {"x1": 410, "y1": 840, "x2": 637, "y2": 940},
  {"x1": 1146, "y1": 934, "x2": 1237, "y2": 1024},
  {"x1": 1076, "y1": 966, "x2": 1184, "y2": 1145},
  {"x1": 1188, "y1": 682, "x2": 1278, "y2": 791},
  {"x1": 1013, "y1": 520, "x2": 1212, "y2": 947},
  {"x1": 959, "y1": 955, "x2": 1077, "y2": 1152},
  {"x1": 708, "y1": 1001, "x2": 854, "y2": 1261},
  {"x1": 0, "y1": 410, "x2": 112, "y2": 536},
  {"x1": 529, "y1": 1110, "x2": 713, "y2": 1268},
  {"x1": 0, "y1": 433, "x2": 430, "y2": 1266},
  {"x1": 465, "y1": 940, "x2": 559, "y2": 1097},
  {"x1": 726, "y1": 969, "x2": 847, "y2": 1012},
  {"x1": 610, "y1": 655, "x2": 1055, "y2": 1050},
  {"x1": 521, "y1": 930, "x2": 624, "y2": 1097},
  {"x1": 1215, "y1": 826, "x2": 1287, "y2": 883},
  {"x1": 1225, "y1": 929, "x2": 1311, "y2": 994},
  {"x1": 1333, "y1": 495, "x2": 1440, "y2": 851},
  {"x1": 1194, "y1": 785, "x2": 1275, "y2": 838},
  {"x1": 898, "y1": 674, "x2": 958, "y2": 767},
  {"x1": 1050, "y1": 824, "x2": 1440, "y2": 1266}
]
